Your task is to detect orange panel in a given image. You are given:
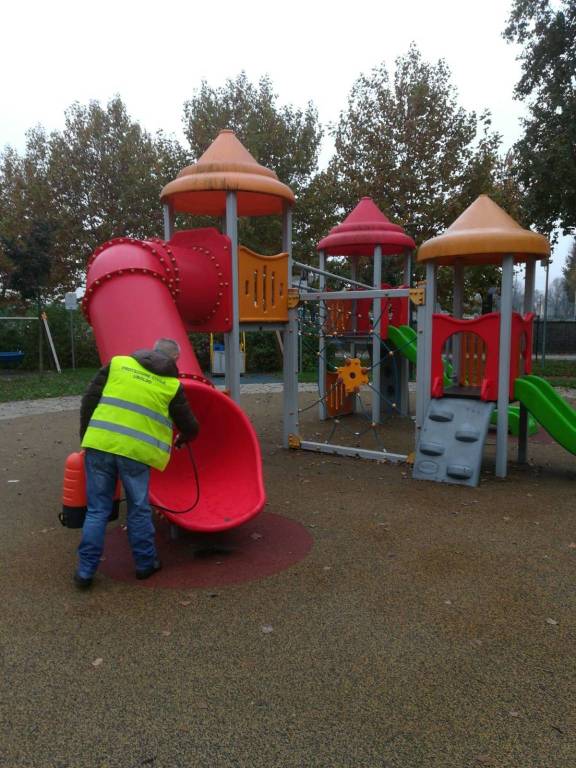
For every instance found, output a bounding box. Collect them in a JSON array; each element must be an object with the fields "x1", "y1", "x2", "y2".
[
  {"x1": 325, "y1": 300, "x2": 353, "y2": 334},
  {"x1": 325, "y1": 371, "x2": 354, "y2": 417},
  {"x1": 238, "y1": 246, "x2": 289, "y2": 322},
  {"x1": 459, "y1": 333, "x2": 487, "y2": 387}
]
